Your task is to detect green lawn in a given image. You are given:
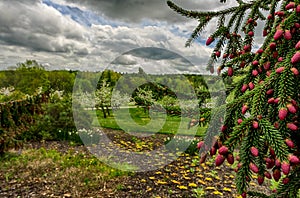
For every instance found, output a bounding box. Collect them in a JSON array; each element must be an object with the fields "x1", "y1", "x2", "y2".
[{"x1": 91, "y1": 107, "x2": 206, "y2": 137}]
